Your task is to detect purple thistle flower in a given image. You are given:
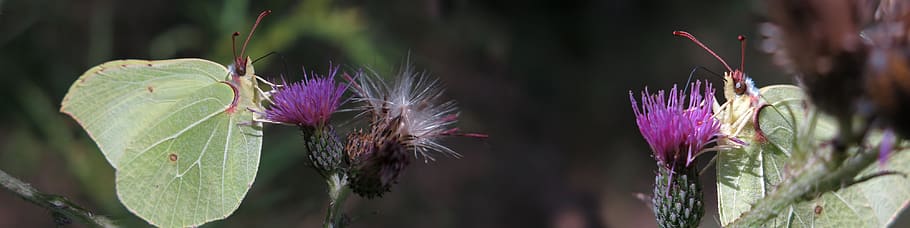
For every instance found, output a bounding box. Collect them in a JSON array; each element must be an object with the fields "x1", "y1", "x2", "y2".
[
  {"x1": 630, "y1": 80, "x2": 720, "y2": 169},
  {"x1": 263, "y1": 65, "x2": 346, "y2": 128}
]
